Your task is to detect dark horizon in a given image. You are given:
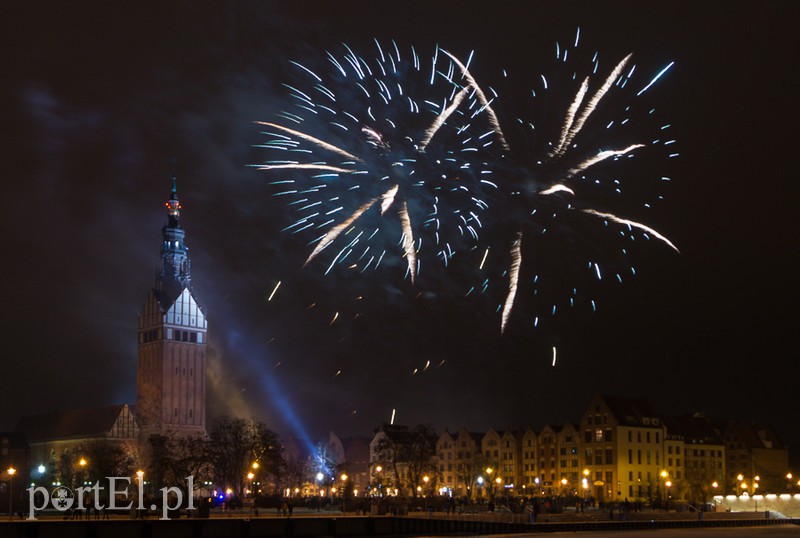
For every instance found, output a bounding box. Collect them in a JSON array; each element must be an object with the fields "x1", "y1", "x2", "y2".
[{"x1": 1, "y1": 1, "x2": 797, "y2": 463}]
